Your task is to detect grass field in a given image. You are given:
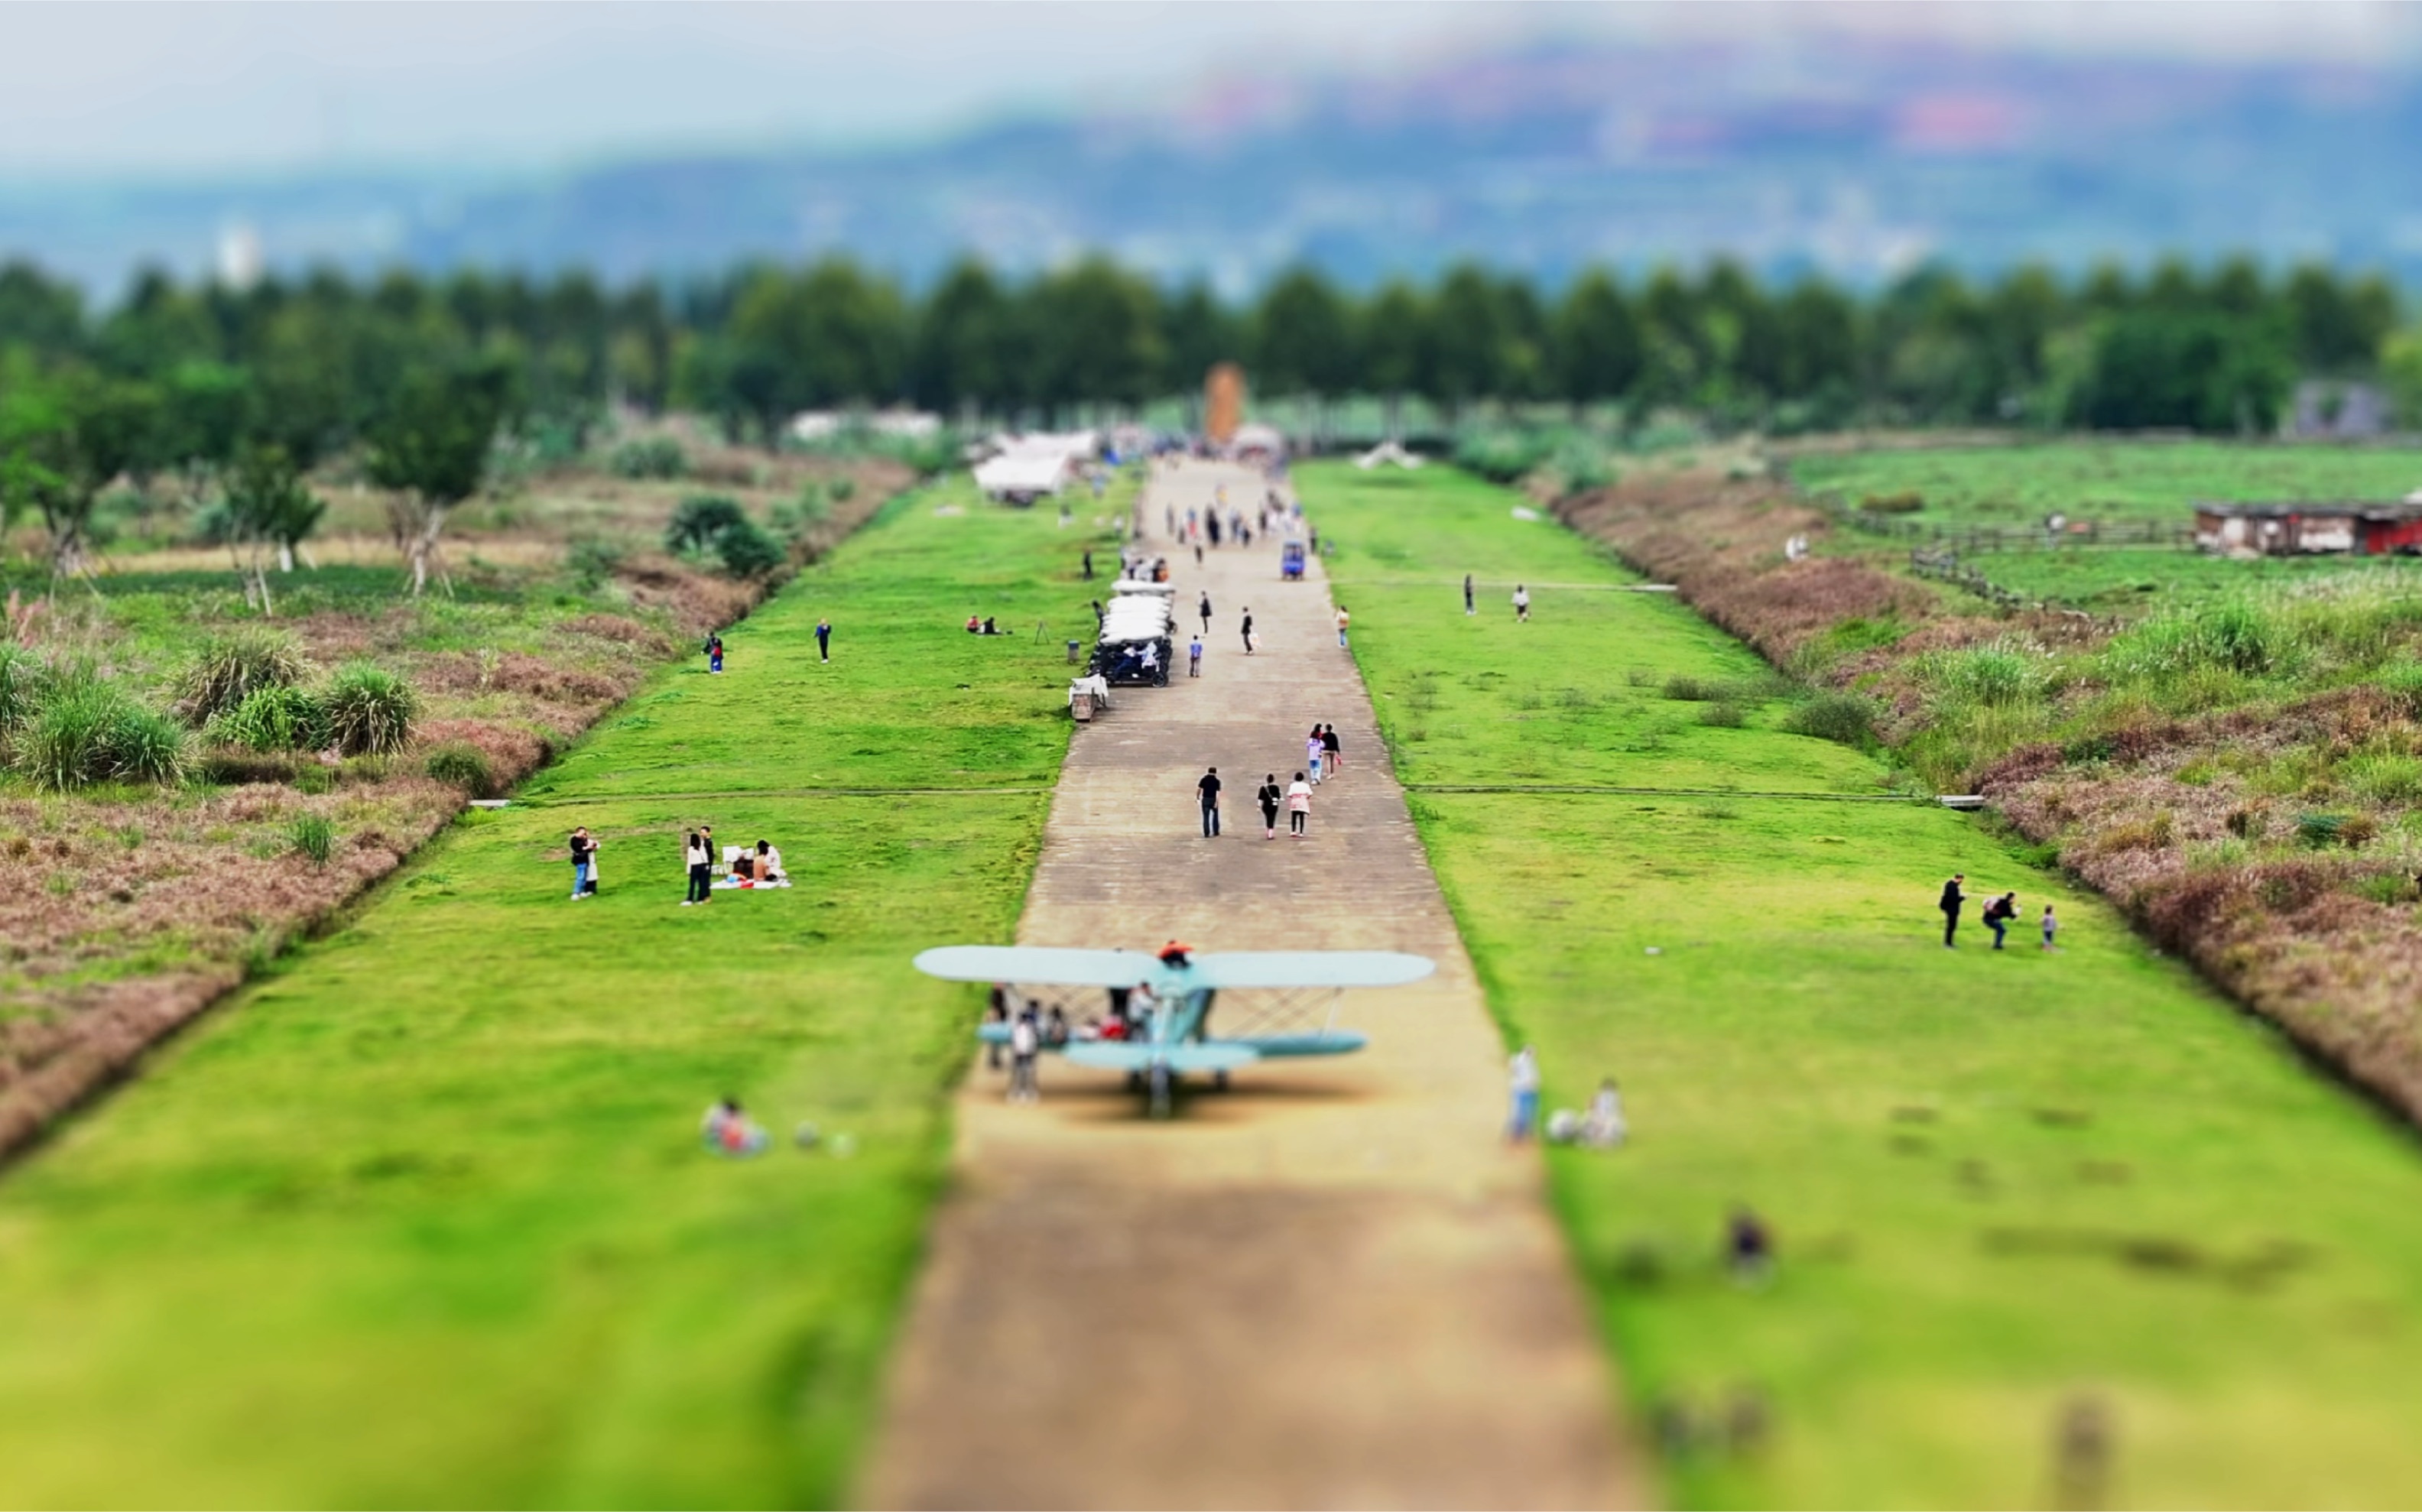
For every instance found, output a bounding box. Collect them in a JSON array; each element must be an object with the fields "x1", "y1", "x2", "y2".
[
  {"x1": 1934, "y1": 543, "x2": 2422, "y2": 612},
  {"x1": 0, "y1": 477, "x2": 1112, "y2": 1506},
  {"x1": 1791, "y1": 440, "x2": 2422, "y2": 527},
  {"x1": 1311, "y1": 460, "x2": 2422, "y2": 1508}
]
